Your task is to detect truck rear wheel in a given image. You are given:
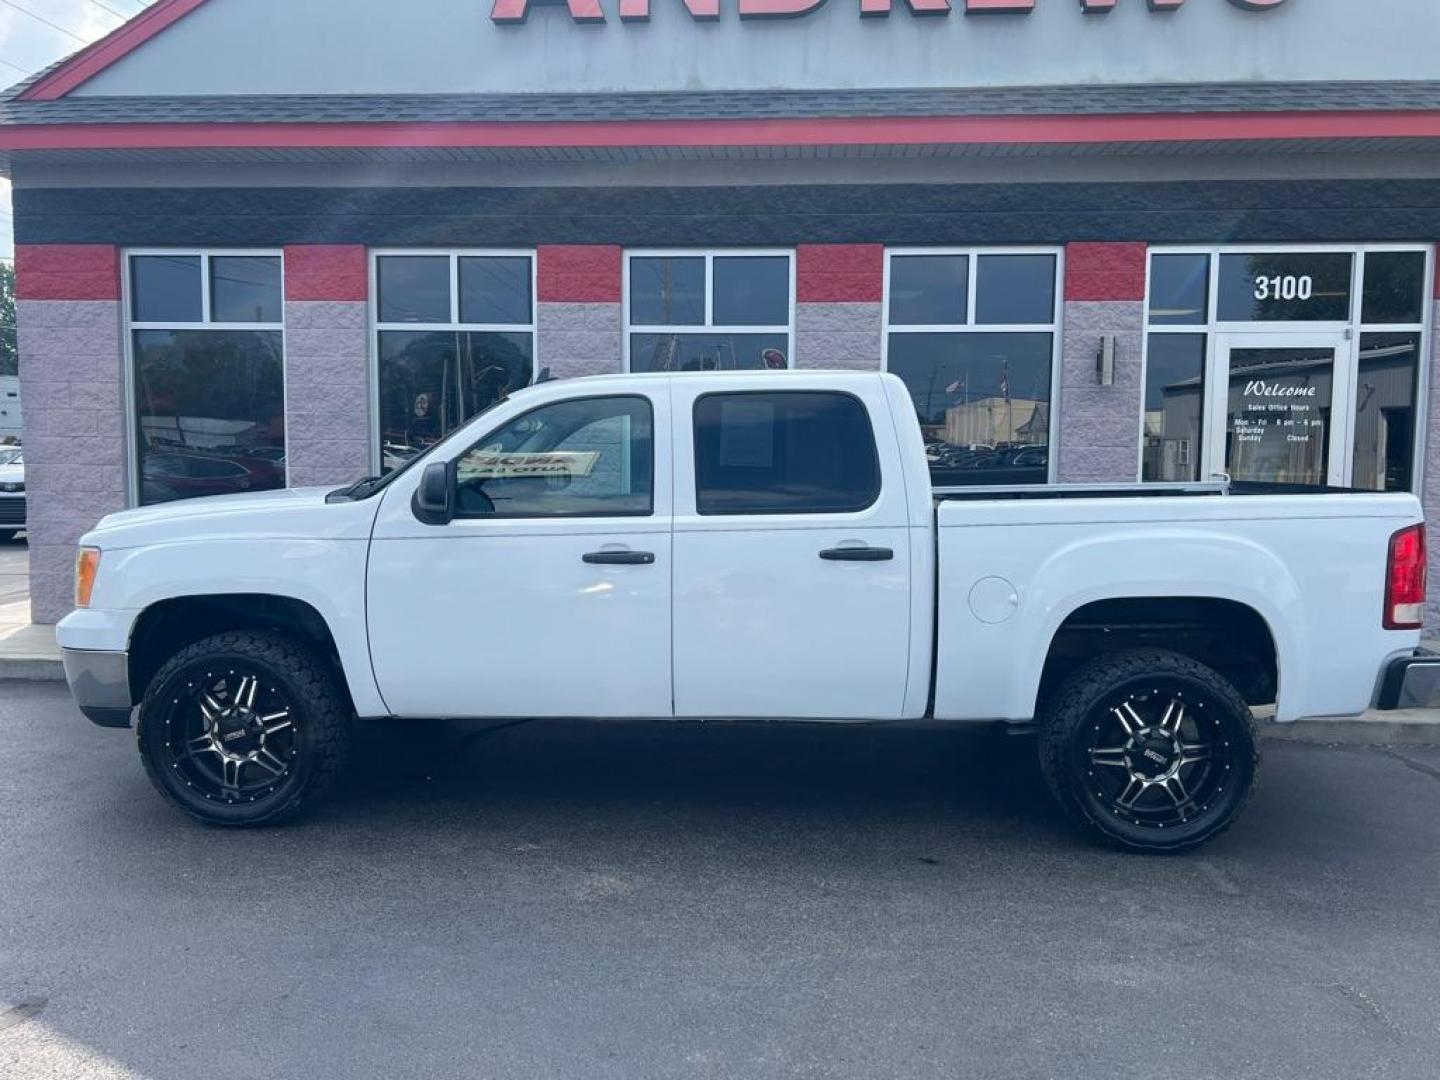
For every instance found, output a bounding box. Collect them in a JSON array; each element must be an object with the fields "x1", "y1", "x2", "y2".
[
  {"x1": 1038, "y1": 649, "x2": 1259, "y2": 853},
  {"x1": 136, "y1": 631, "x2": 351, "y2": 827}
]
